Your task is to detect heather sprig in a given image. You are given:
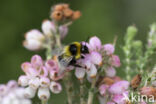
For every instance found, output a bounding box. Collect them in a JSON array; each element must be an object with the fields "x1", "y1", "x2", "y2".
[{"x1": 1, "y1": 3, "x2": 156, "y2": 104}]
